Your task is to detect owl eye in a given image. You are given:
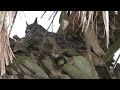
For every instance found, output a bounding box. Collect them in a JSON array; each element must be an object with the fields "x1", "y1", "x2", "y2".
[{"x1": 29, "y1": 26, "x2": 33, "y2": 29}]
